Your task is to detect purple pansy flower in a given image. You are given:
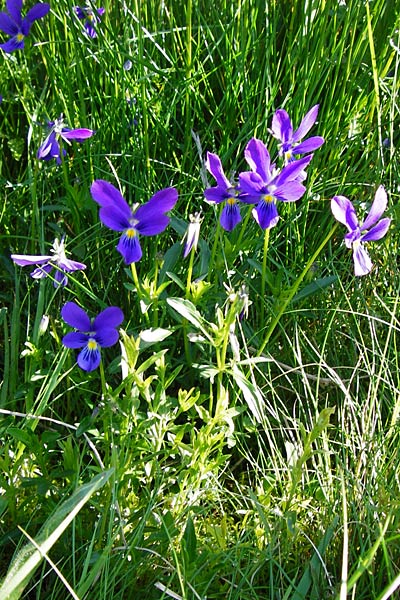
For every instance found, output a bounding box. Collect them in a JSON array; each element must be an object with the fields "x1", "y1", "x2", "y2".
[
  {"x1": 90, "y1": 180, "x2": 178, "y2": 264},
  {"x1": 238, "y1": 137, "x2": 313, "y2": 229},
  {"x1": 61, "y1": 301, "x2": 124, "y2": 372},
  {"x1": 0, "y1": 0, "x2": 50, "y2": 53},
  {"x1": 331, "y1": 185, "x2": 391, "y2": 276},
  {"x1": 271, "y1": 104, "x2": 324, "y2": 162},
  {"x1": 74, "y1": 4, "x2": 104, "y2": 38},
  {"x1": 204, "y1": 152, "x2": 245, "y2": 232},
  {"x1": 37, "y1": 114, "x2": 94, "y2": 165},
  {"x1": 11, "y1": 237, "x2": 86, "y2": 287}
]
